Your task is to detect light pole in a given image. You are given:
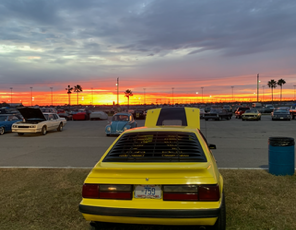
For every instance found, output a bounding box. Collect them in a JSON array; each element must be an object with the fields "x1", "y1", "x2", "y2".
[
  {"x1": 256, "y1": 74, "x2": 260, "y2": 102},
  {"x1": 262, "y1": 86, "x2": 265, "y2": 102},
  {"x1": 10, "y1": 87, "x2": 13, "y2": 106},
  {"x1": 231, "y1": 86, "x2": 234, "y2": 102},
  {"x1": 116, "y1": 78, "x2": 119, "y2": 105},
  {"x1": 201, "y1": 87, "x2": 204, "y2": 103},
  {"x1": 30, "y1": 87, "x2": 33, "y2": 106},
  {"x1": 196, "y1": 92, "x2": 198, "y2": 104},
  {"x1": 172, "y1": 88, "x2": 174, "y2": 105},
  {"x1": 50, "y1": 87, "x2": 53, "y2": 105}
]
